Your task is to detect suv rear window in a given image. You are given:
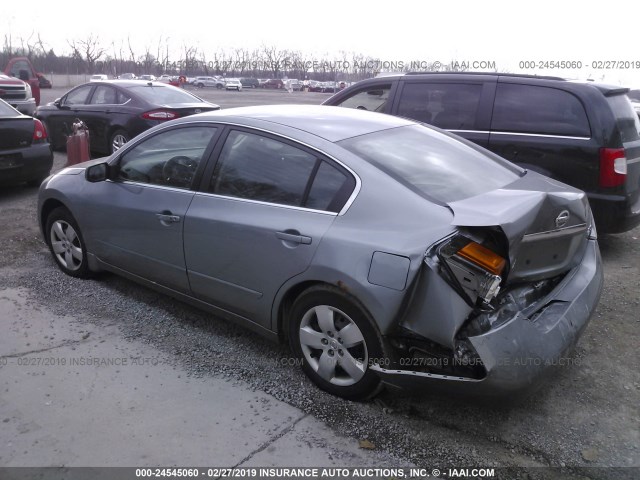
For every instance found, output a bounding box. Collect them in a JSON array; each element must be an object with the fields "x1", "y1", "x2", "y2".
[
  {"x1": 339, "y1": 125, "x2": 520, "y2": 203},
  {"x1": 492, "y1": 84, "x2": 591, "y2": 137},
  {"x1": 607, "y1": 94, "x2": 640, "y2": 143}
]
